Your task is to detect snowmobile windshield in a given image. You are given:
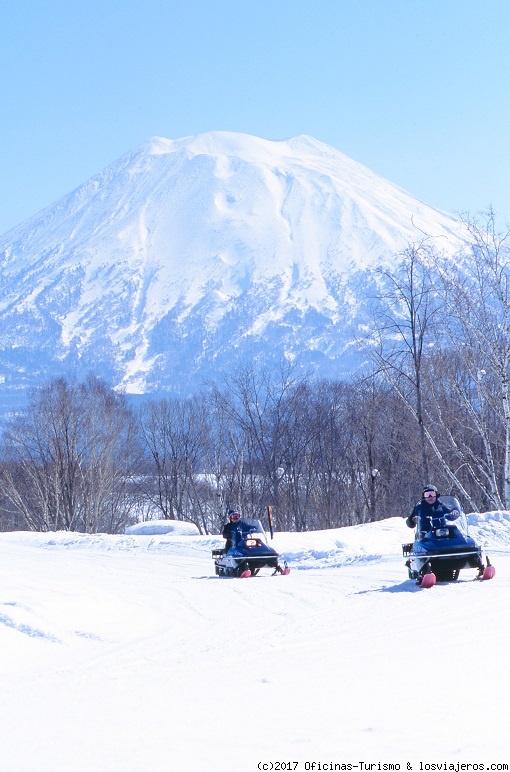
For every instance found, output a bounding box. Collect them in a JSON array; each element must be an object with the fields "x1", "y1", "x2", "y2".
[
  {"x1": 236, "y1": 519, "x2": 270, "y2": 546},
  {"x1": 417, "y1": 495, "x2": 469, "y2": 537}
]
